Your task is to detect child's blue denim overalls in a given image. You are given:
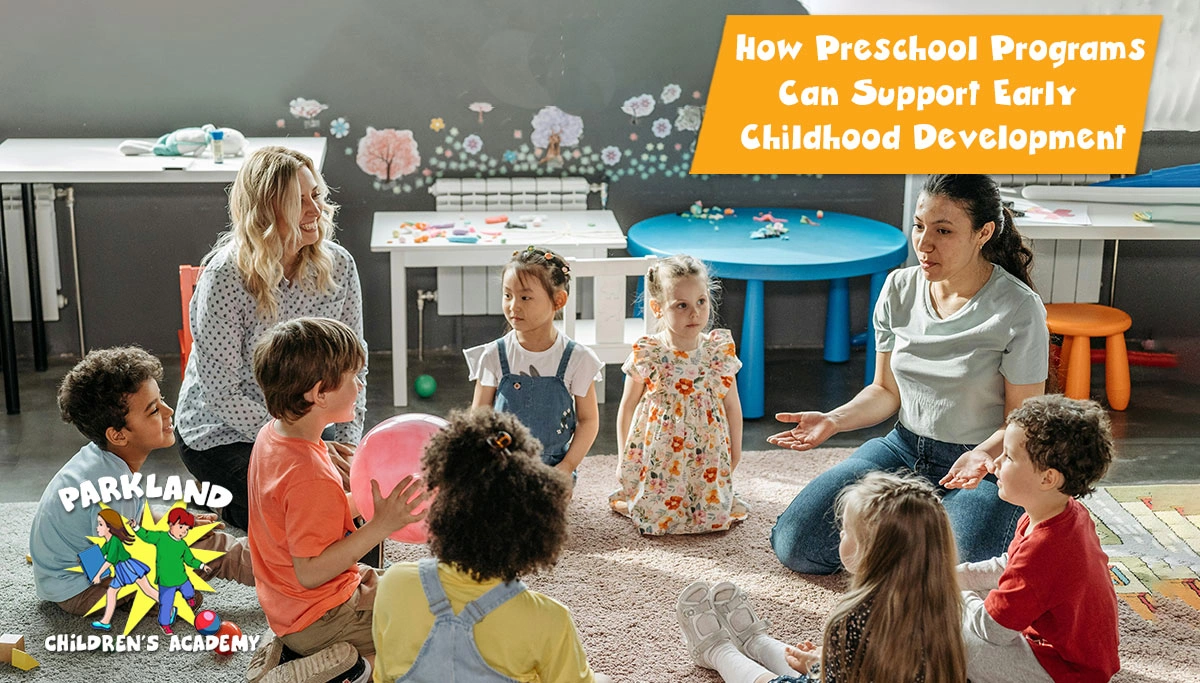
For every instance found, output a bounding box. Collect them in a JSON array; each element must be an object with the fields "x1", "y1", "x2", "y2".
[
  {"x1": 396, "y1": 558, "x2": 526, "y2": 682},
  {"x1": 493, "y1": 337, "x2": 576, "y2": 468}
]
